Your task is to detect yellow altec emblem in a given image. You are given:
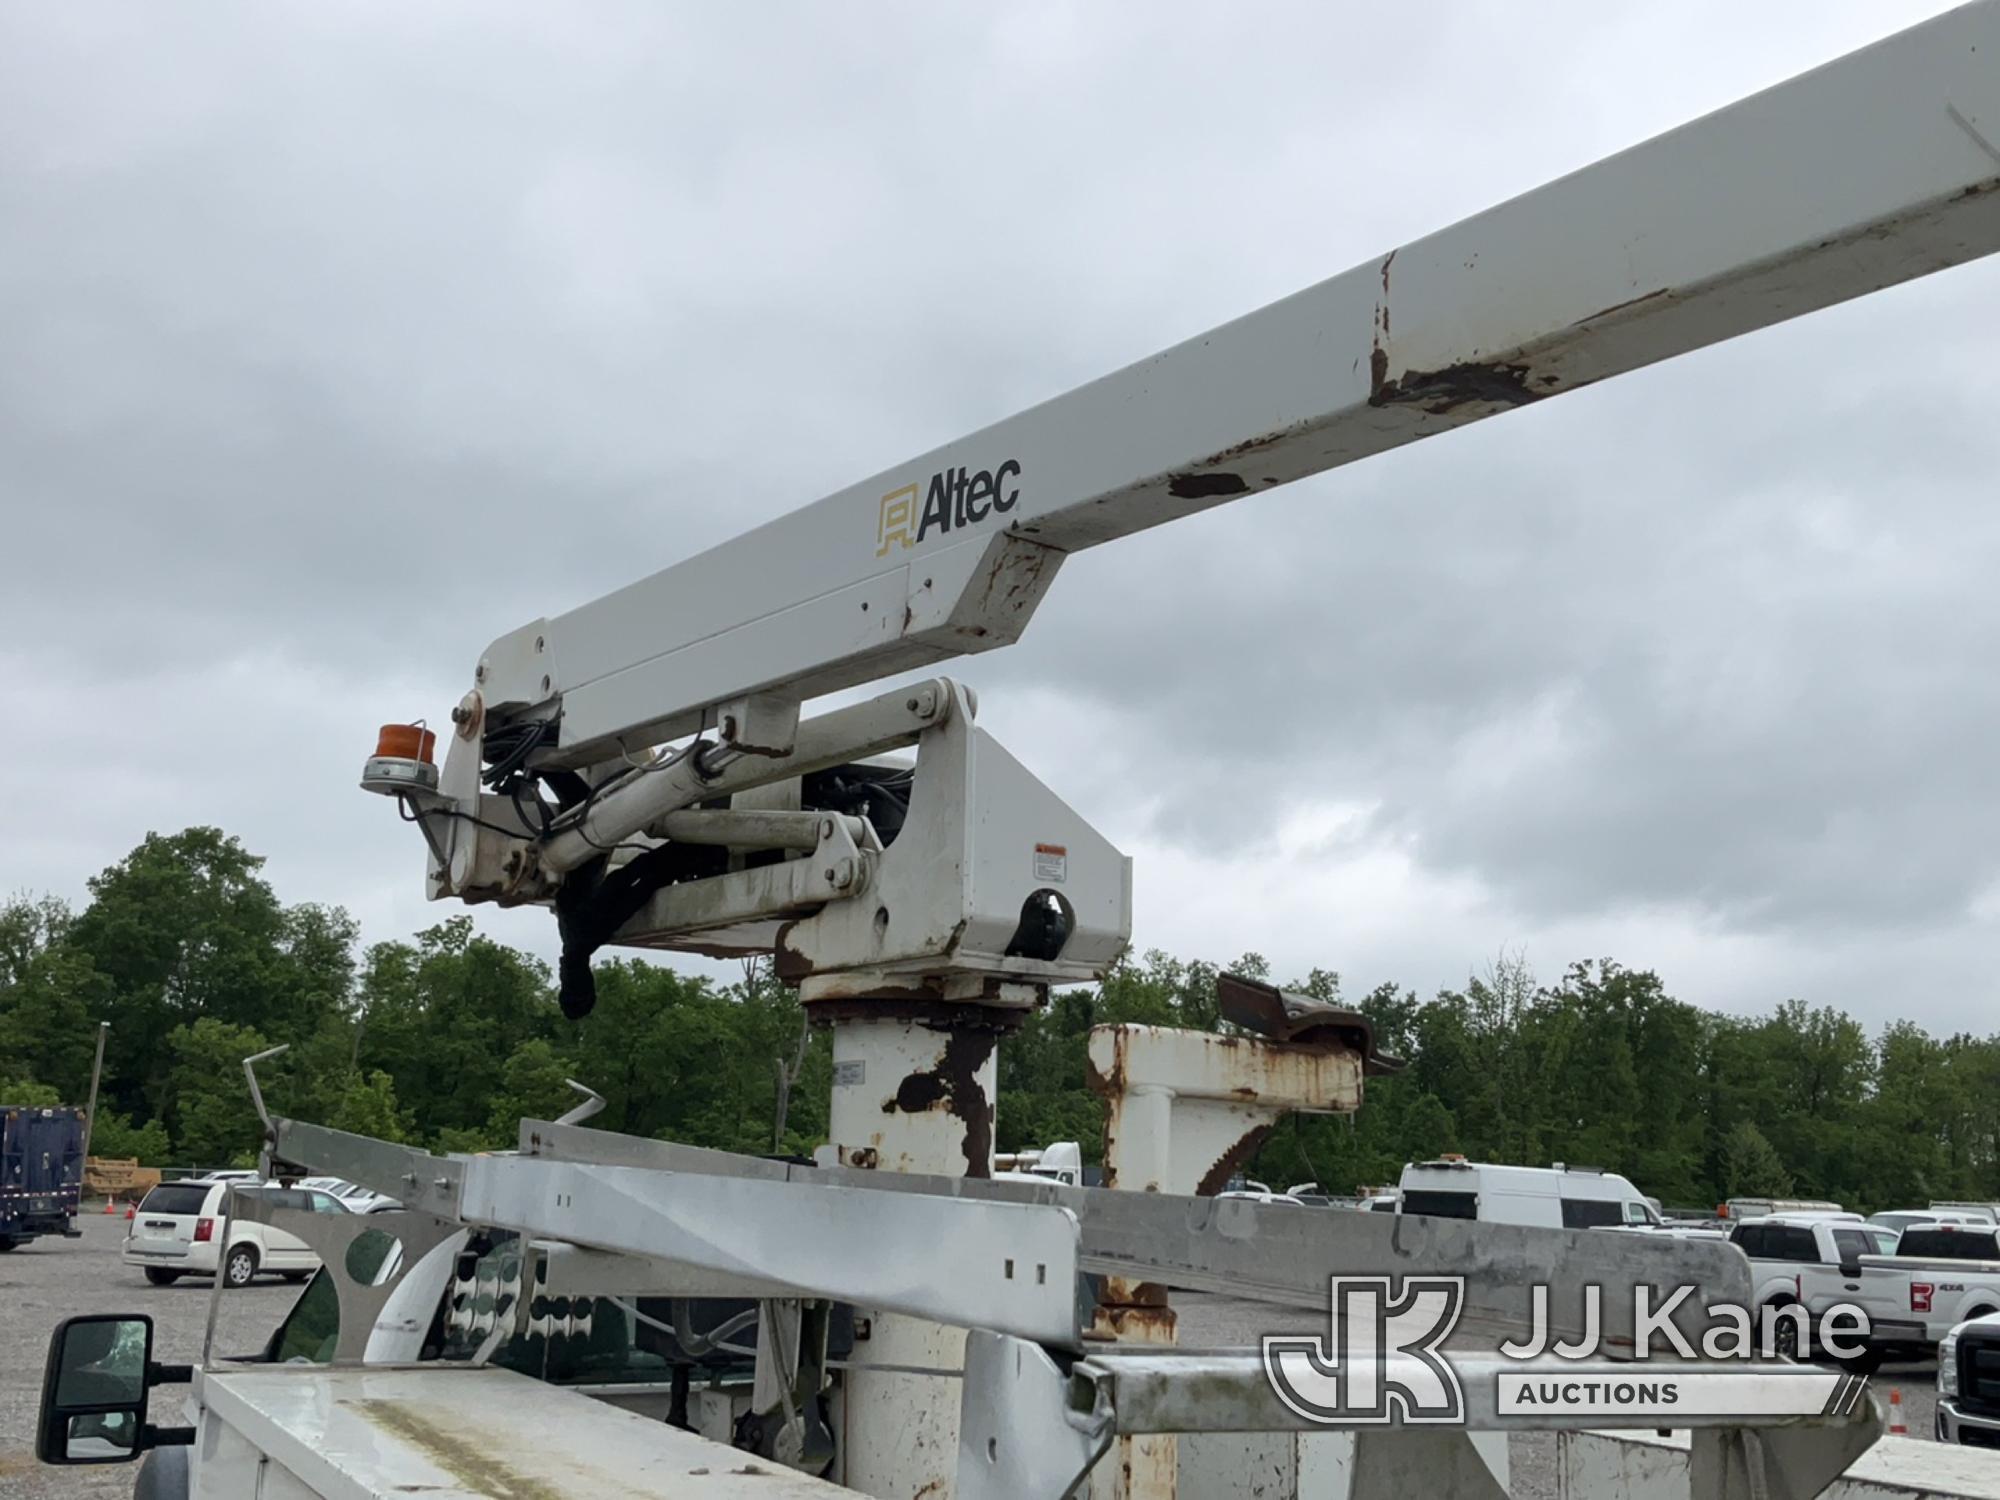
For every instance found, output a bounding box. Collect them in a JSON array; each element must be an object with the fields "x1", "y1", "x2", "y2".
[
  {"x1": 877, "y1": 484, "x2": 918, "y2": 556},
  {"x1": 876, "y1": 460, "x2": 1023, "y2": 555}
]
